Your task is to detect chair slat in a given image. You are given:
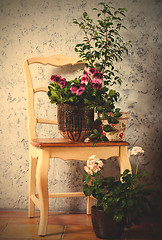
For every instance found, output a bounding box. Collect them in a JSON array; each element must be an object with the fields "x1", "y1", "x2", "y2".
[
  {"x1": 34, "y1": 87, "x2": 48, "y2": 93},
  {"x1": 37, "y1": 118, "x2": 58, "y2": 125},
  {"x1": 28, "y1": 54, "x2": 83, "y2": 66}
]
